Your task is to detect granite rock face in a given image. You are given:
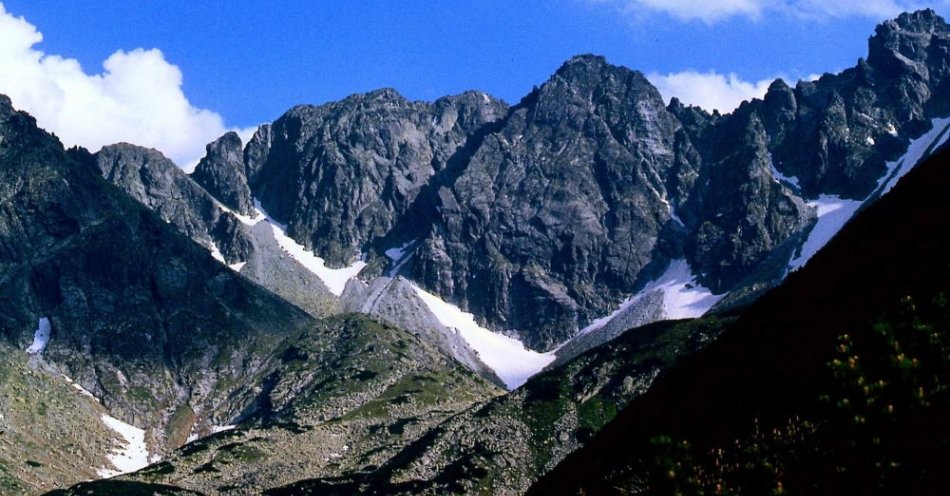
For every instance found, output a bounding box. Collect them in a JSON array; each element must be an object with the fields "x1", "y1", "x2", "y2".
[
  {"x1": 95, "y1": 143, "x2": 238, "y2": 255},
  {"x1": 247, "y1": 89, "x2": 508, "y2": 266},
  {"x1": 91, "y1": 142, "x2": 340, "y2": 318},
  {"x1": 191, "y1": 131, "x2": 255, "y2": 215},
  {"x1": 0, "y1": 97, "x2": 499, "y2": 494},
  {"x1": 411, "y1": 56, "x2": 699, "y2": 350},
  {"x1": 678, "y1": 106, "x2": 812, "y2": 291},
  {"x1": 118, "y1": 10, "x2": 950, "y2": 352},
  {"x1": 0, "y1": 98, "x2": 314, "y2": 457}
]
